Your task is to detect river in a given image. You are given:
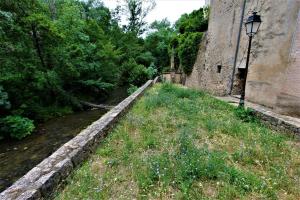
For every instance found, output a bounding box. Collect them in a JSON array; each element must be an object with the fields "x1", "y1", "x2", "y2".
[{"x1": 0, "y1": 87, "x2": 128, "y2": 192}]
